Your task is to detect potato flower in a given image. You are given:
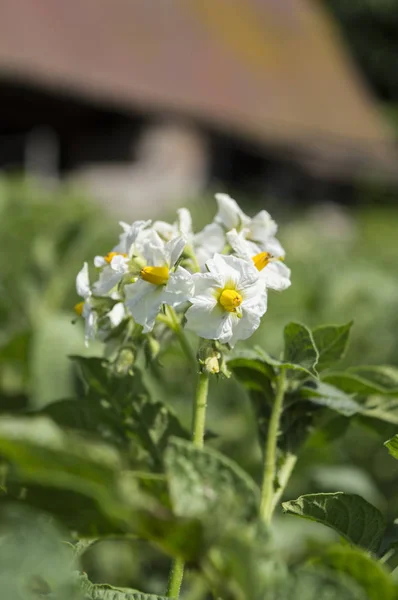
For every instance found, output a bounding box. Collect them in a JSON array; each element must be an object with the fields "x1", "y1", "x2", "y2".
[
  {"x1": 124, "y1": 231, "x2": 193, "y2": 332},
  {"x1": 185, "y1": 254, "x2": 267, "y2": 346},
  {"x1": 227, "y1": 229, "x2": 291, "y2": 292},
  {"x1": 93, "y1": 220, "x2": 151, "y2": 295}
]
